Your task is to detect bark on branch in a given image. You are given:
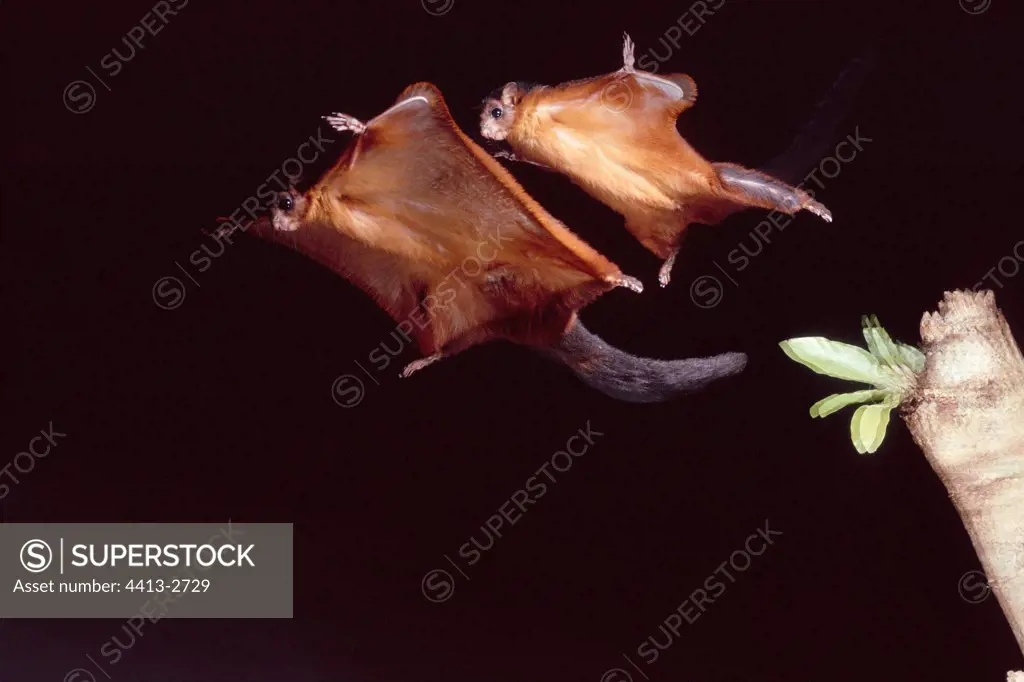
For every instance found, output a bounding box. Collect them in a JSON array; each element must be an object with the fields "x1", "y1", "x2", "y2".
[{"x1": 904, "y1": 290, "x2": 1024, "y2": 679}]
